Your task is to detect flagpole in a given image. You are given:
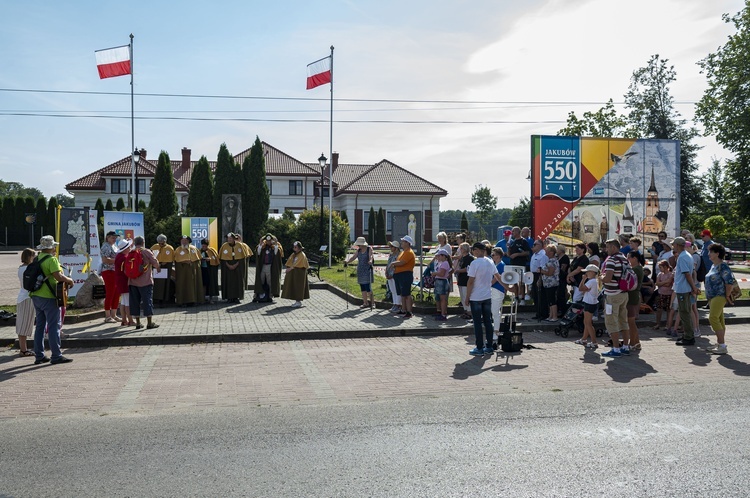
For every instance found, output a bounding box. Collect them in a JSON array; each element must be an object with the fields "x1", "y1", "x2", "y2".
[
  {"x1": 130, "y1": 33, "x2": 136, "y2": 212},
  {"x1": 328, "y1": 45, "x2": 334, "y2": 268}
]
